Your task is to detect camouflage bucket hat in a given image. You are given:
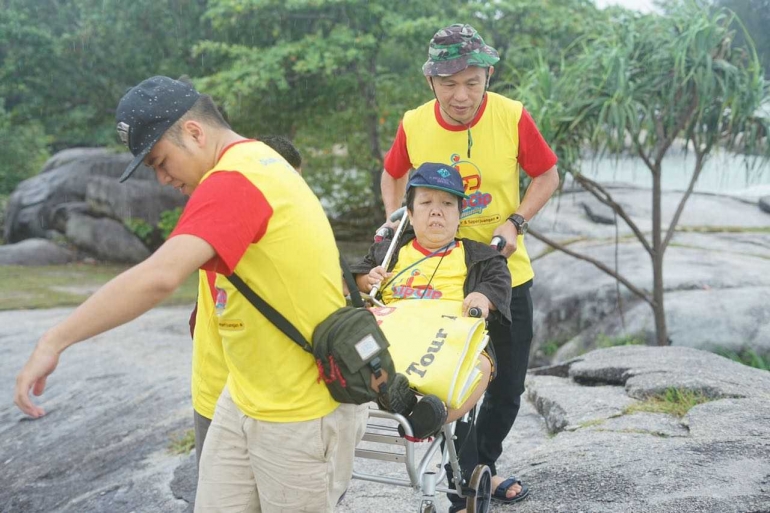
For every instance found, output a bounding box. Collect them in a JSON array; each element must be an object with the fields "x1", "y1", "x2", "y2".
[{"x1": 422, "y1": 24, "x2": 500, "y2": 77}]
